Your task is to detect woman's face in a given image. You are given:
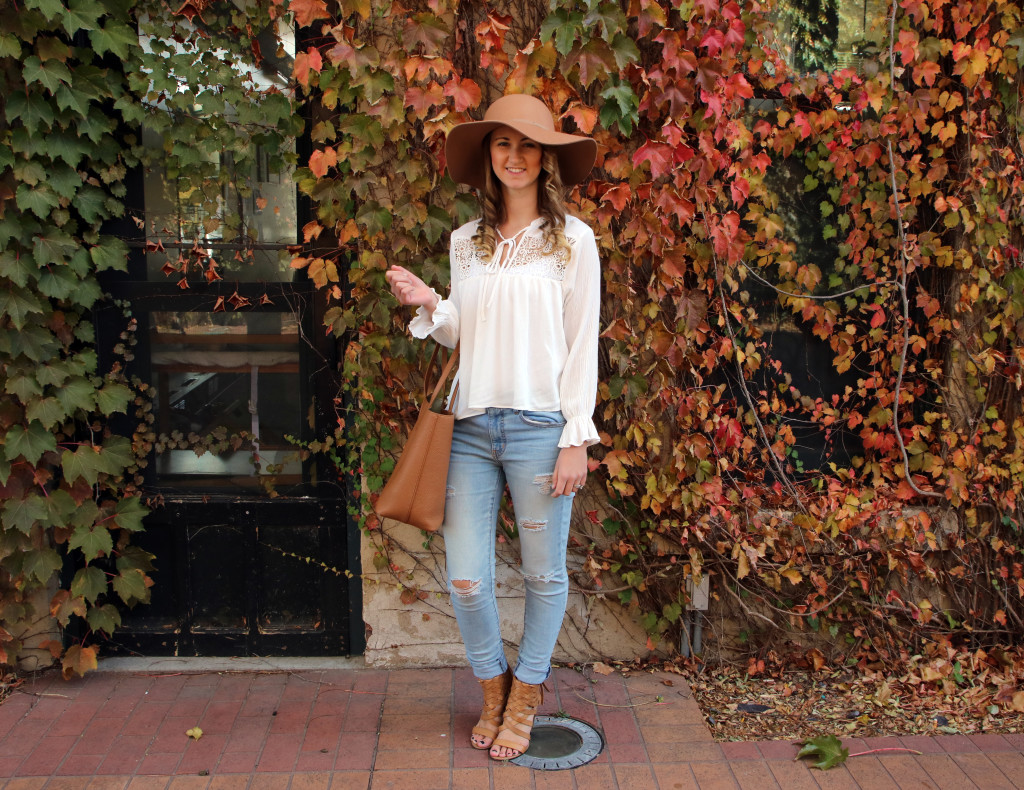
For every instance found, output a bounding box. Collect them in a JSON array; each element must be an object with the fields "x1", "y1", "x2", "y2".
[{"x1": 488, "y1": 126, "x2": 543, "y2": 195}]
